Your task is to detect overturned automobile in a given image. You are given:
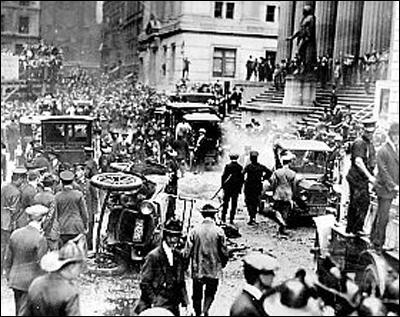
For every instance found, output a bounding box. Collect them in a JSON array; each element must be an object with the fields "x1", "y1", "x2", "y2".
[{"x1": 90, "y1": 167, "x2": 171, "y2": 262}]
